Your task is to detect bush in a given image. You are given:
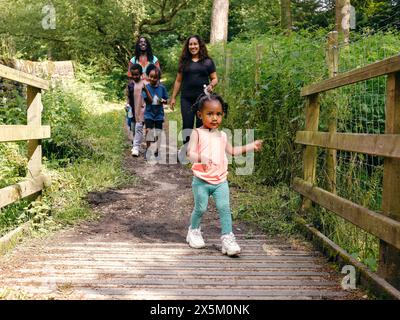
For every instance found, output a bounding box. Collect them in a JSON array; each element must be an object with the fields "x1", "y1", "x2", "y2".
[{"x1": 42, "y1": 86, "x2": 93, "y2": 165}]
